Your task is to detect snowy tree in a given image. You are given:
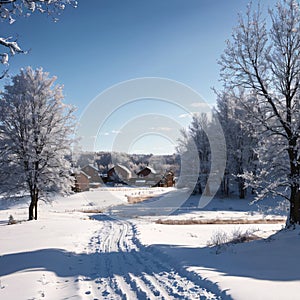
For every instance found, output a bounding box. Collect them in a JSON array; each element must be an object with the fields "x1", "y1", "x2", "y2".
[
  {"x1": 177, "y1": 113, "x2": 211, "y2": 194},
  {"x1": 216, "y1": 91, "x2": 257, "y2": 198},
  {"x1": 0, "y1": 0, "x2": 77, "y2": 77},
  {"x1": 76, "y1": 151, "x2": 96, "y2": 168},
  {"x1": 189, "y1": 114, "x2": 211, "y2": 194},
  {"x1": 0, "y1": 67, "x2": 76, "y2": 220},
  {"x1": 219, "y1": 0, "x2": 300, "y2": 225},
  {"x1": 96, "y1": 151, "x2": 112, "y2": 173},
  {"x1": 176, "y1": 131, "x2": 200, "y2": 191}
]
